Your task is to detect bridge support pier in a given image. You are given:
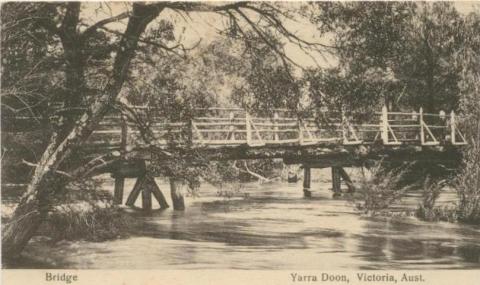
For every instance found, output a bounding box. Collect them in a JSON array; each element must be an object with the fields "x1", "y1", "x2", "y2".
[
  {"x1": 332, "y1": 167, "x2": 342, "y2": 197},
  {"x1": 170, "y1": 178, "x2": 186, "y2": 211},
  {"x1": 125, "y1": 175, "x2": 169, "y2": 211},
  {"x1": 113, "y1": 177, "x2": 125, "y2": 205},
  {"x1": 303, "y1": 166, "x2": 312, "y2": 198},
  {"x1": 142, "y1": 178, "x2": 152, "y2": 211},
  {"x1": 338, "y1": 167, "x2": 355, "y2": 193}
]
